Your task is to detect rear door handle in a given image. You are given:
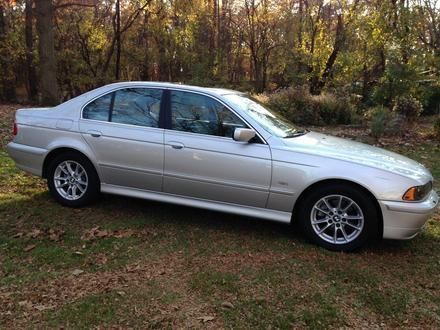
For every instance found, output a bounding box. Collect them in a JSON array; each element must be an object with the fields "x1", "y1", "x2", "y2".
[
  {"x1": 87, "y1": 130, "x2": 102, "y2": 138},
  {"x1": 169, "y1": 142, "x2": 184, "y2": 150}
]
